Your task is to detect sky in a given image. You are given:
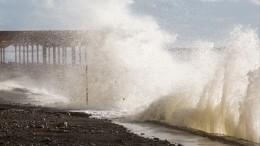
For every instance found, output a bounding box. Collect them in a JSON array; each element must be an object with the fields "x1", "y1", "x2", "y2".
[
  {"x1": 0, "y1": 0, "x2": 259, "y2": 45},
  {"x1": 131, "y1": 0, "x2": 259, "y2": 43}
]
